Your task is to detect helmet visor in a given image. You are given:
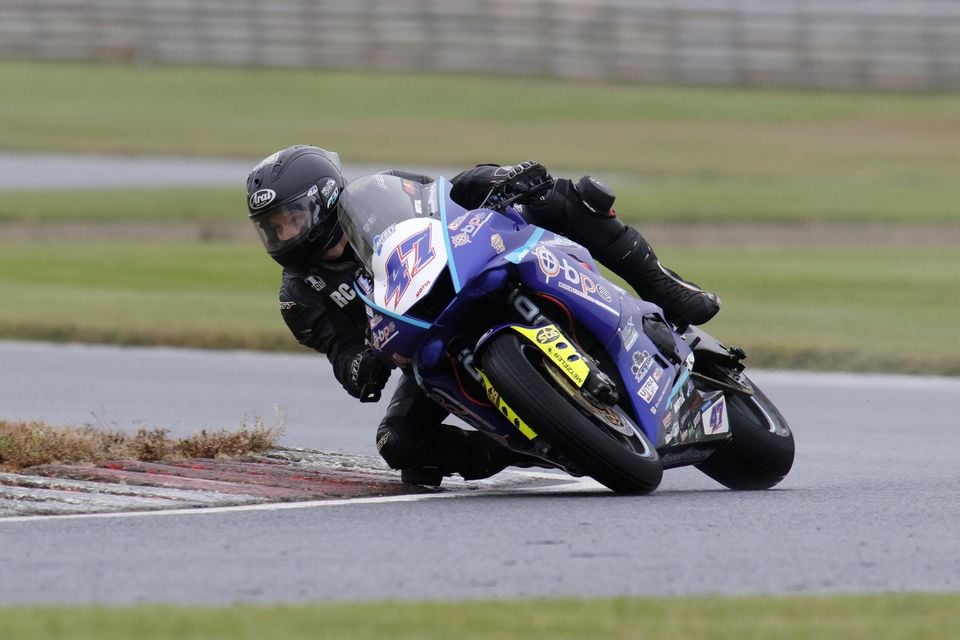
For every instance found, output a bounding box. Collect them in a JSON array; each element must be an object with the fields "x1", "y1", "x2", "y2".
[{"x1": 250, "y1": 186, "x2": 335, "y2": 255}]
